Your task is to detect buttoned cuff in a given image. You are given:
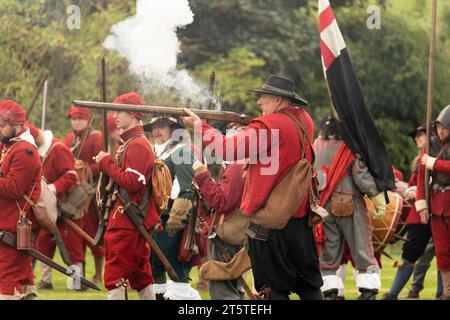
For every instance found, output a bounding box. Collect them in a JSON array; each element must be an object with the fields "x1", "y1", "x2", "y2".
[{"x1": 415, "y1": 199, "x2": 428, "y2": 212}]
